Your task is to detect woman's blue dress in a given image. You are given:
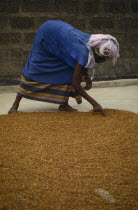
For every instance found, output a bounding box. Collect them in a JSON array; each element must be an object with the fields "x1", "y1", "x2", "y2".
[{"x1": 23, "y1": 20, "x2": 91, "y2": 84}]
